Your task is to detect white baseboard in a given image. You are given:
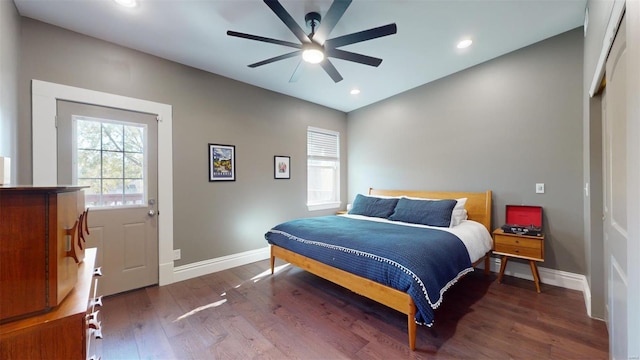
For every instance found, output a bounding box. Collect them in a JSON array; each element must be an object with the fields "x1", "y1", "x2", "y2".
[
  {"x1": 479, "y1": 256, "x2": 591, "y2": 315},
  {"x1": 482, "y1": 256, "x2": 588, "y2": 291},
  {"x1": 172, "y1": 246, "x2": 270, "y2": 283}
]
